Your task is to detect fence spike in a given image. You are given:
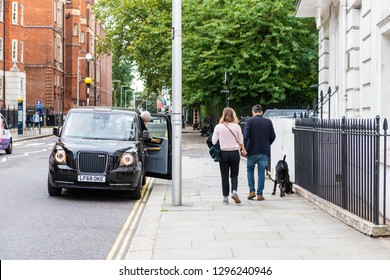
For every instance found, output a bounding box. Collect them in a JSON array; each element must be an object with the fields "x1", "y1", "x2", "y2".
[{"x1": 375, "y1": 115, "x2": 381, "y2": 133}]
